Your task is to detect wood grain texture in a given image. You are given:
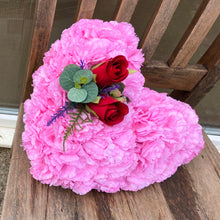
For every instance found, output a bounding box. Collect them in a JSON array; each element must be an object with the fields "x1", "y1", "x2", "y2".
[
  {"x1": 170, "y1": 64, "x2": 220, "y2": 107},
  {"x1": 2, "y1": 104, "x2": 220, "y2": 219},
  {"x1": 141, "y1": 61, "x2": 207, "y2": 91},
  {"x1": 74, "y1": 0, "x2": 97, "y2": 22},
  {"x1": 21, "y1": 0, "x2": 57, "y2": 102},
  {"x1": 170, "y1": 34, "x2": 220, "y2": 106},
  {"x1": 168, "y1": 0, "x2": 220, "y2": 68},
  {"x1": 161, "y1": 131, "x2": 220, "y2": 219},
  {"x1": 113, "y1": 0, "x2": 138, "y2": 22},
  {"x1": 139, "y1": 0, "x2": 180, "y2": 64},
  {"x1": 198, "y1": 34, "x2": 220, "y2": 70}
]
